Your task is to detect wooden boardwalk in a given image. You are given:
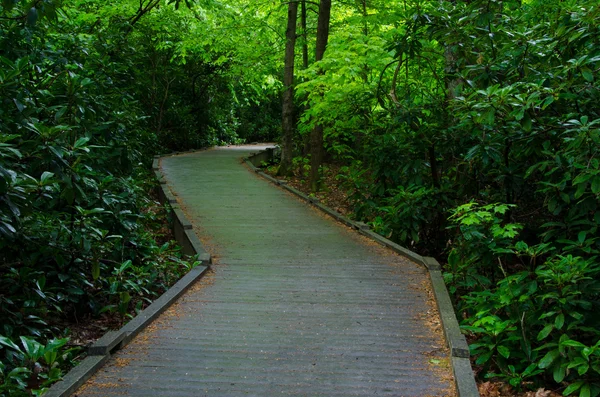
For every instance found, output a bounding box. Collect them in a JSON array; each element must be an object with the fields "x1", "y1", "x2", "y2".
[{"x1": 75, "y1": 146, "x2": 456, "y2": 396}]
